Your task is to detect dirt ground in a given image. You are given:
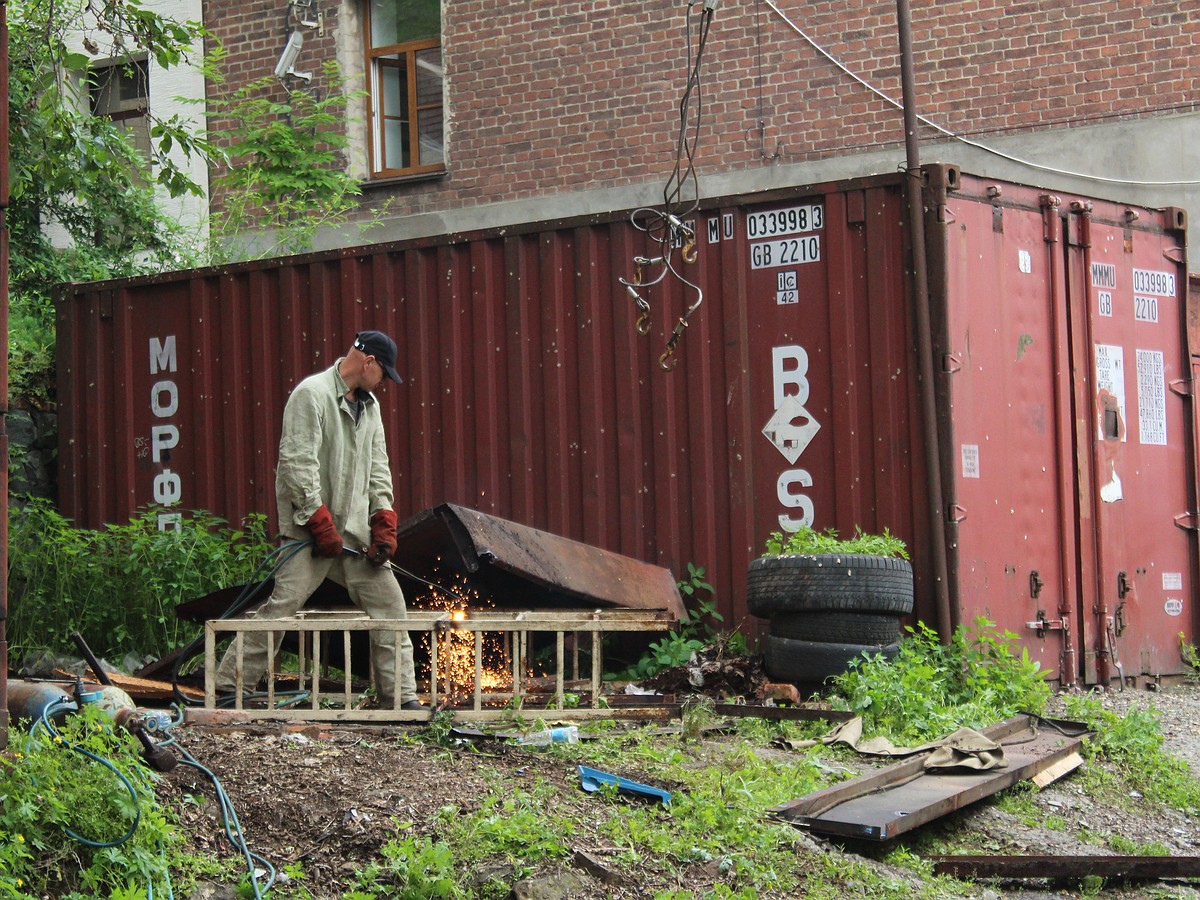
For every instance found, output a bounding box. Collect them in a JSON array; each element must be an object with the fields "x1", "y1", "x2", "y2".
[{"x1": 157, "y1": 677, "x2": 1200, "y2": 900}]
